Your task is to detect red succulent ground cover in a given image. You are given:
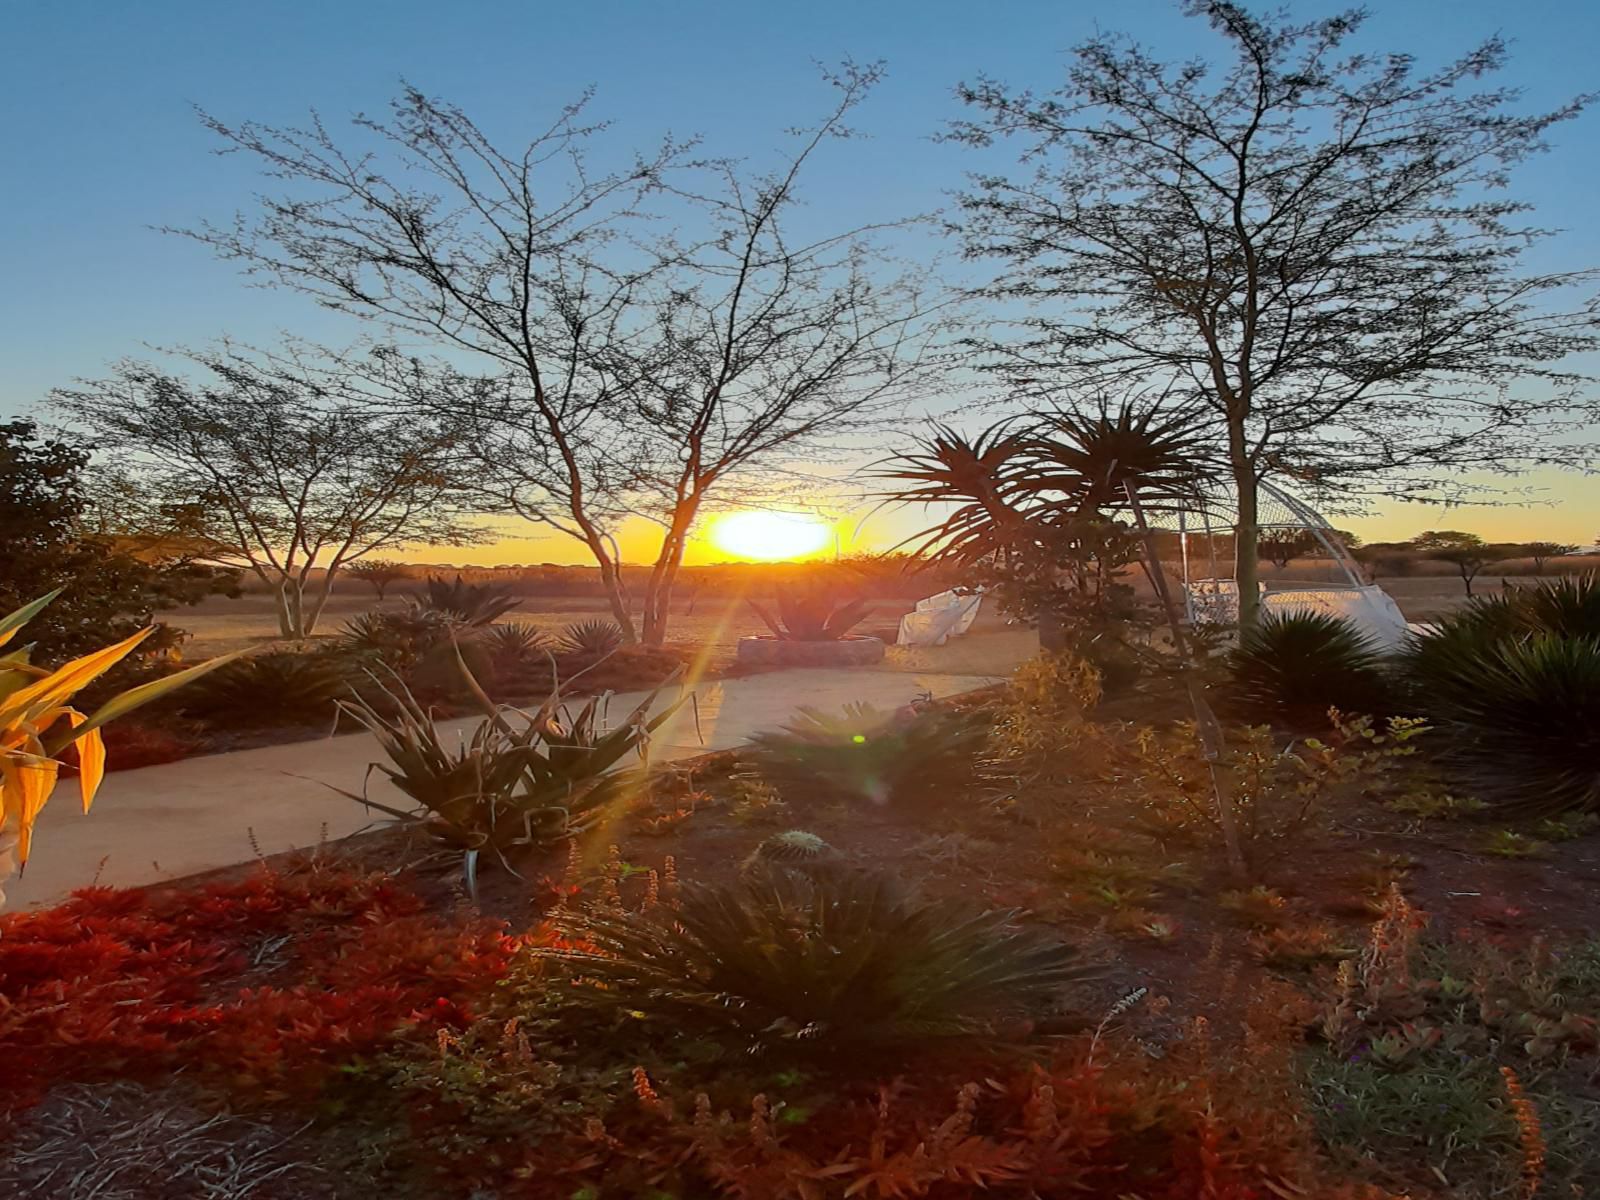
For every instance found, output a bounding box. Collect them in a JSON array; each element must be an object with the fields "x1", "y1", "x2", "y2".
[{"x1": 0, "y1": 863, "x2": 517, "y2": 1112}]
